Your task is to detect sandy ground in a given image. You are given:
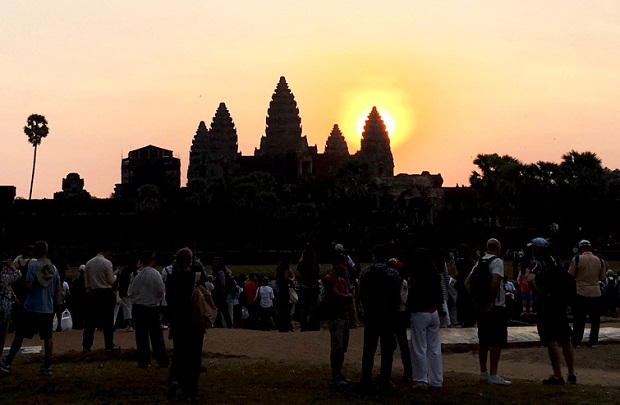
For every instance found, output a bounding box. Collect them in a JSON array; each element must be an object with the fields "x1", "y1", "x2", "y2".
[{"x1": 6, "y1": 324, "x2": 620, "y2": 386}]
